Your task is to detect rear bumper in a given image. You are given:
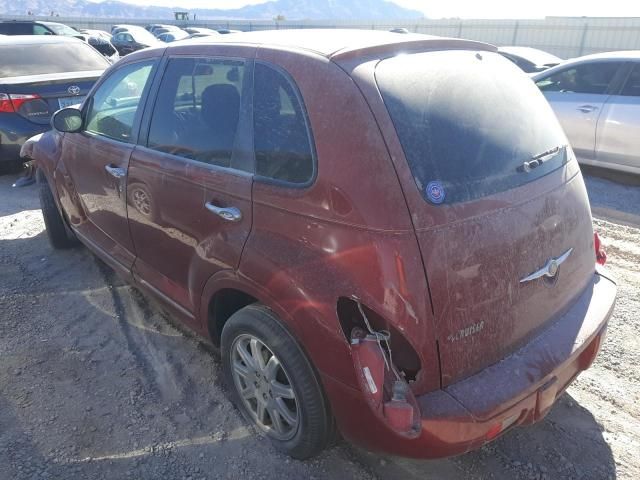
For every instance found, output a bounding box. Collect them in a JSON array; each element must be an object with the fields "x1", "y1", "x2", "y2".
[
  {"x1": 325, "y1": 270, "x2": 616, "y2": 458},
  {"x1": 0, "y1": 115, "x2": 49, "y2": 163}
]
